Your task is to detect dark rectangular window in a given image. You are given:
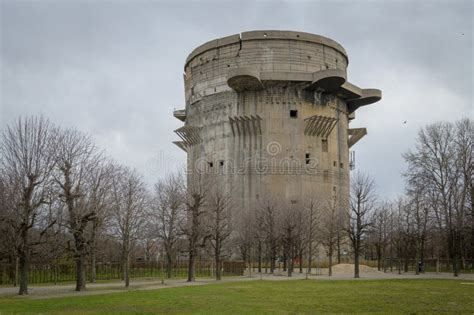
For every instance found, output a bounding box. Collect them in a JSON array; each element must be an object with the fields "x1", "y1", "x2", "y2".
[
  {"x1": 322, "y1": 139, "x2": 328, "y2": 152},
  {"x1": 208, "y1": 162, "x2": 213, "y2": 168},
  {"x1": 323, "y1": 170, "x2": 329, "y2": 182},
  {"x1": 333, "y1": 161, "x2": 337, "y2": 167},
  {"x1": 340, "y1": 162, "x2": 343, "y2": 168},
  {"x1": 290, "y1": 110, "x2": 298, "y2": 118},
  {"x1": 219, "y1": 160, "x2": 224, "y2": 166},
  {"x1": 305, "y1": 153, "x2": 310, "y2": 165}
]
